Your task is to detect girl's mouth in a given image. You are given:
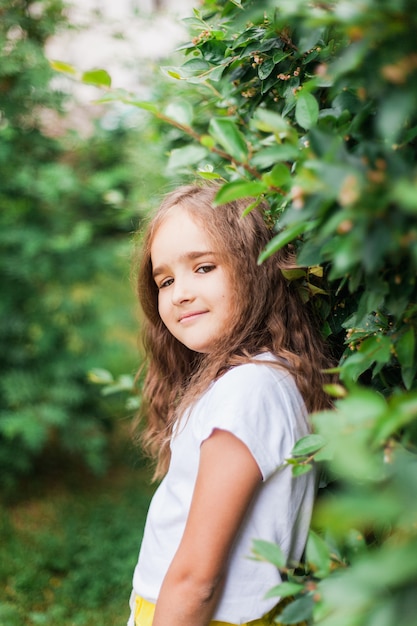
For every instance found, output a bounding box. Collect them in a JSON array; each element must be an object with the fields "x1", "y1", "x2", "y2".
[{"x1": 179, "y1": 311, "x2": 207, "y2": 323}]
